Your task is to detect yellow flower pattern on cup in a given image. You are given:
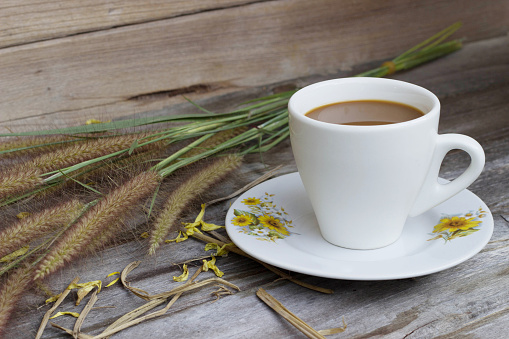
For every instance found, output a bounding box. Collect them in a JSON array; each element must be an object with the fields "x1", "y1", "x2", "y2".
[
  {"x1": 232, "y1": 192, "x2": 294, "y2": 242},
  {"x1": 428, "y1": 207, "x2": 488, "y2": 242}
]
